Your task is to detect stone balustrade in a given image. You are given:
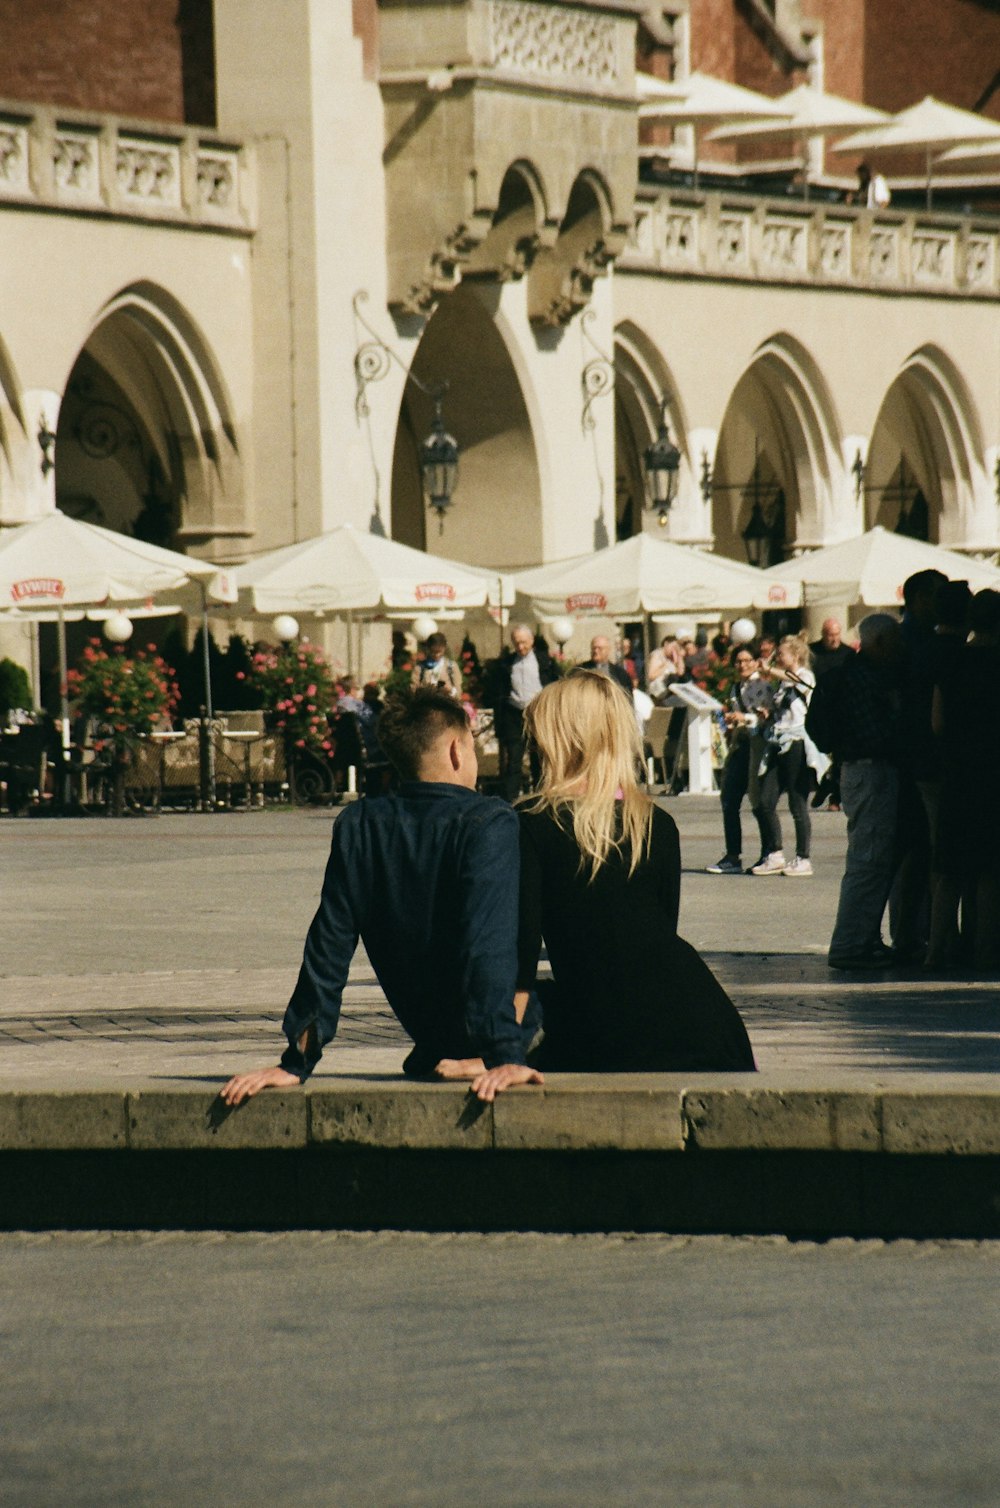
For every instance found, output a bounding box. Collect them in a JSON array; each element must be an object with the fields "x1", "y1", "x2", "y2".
[
  {"x1": 622, "y1": 188, "x2": 999, "y2": 298},
  {"x1": 0, "y1": 101, "x2": 253, "y2": 233}
]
